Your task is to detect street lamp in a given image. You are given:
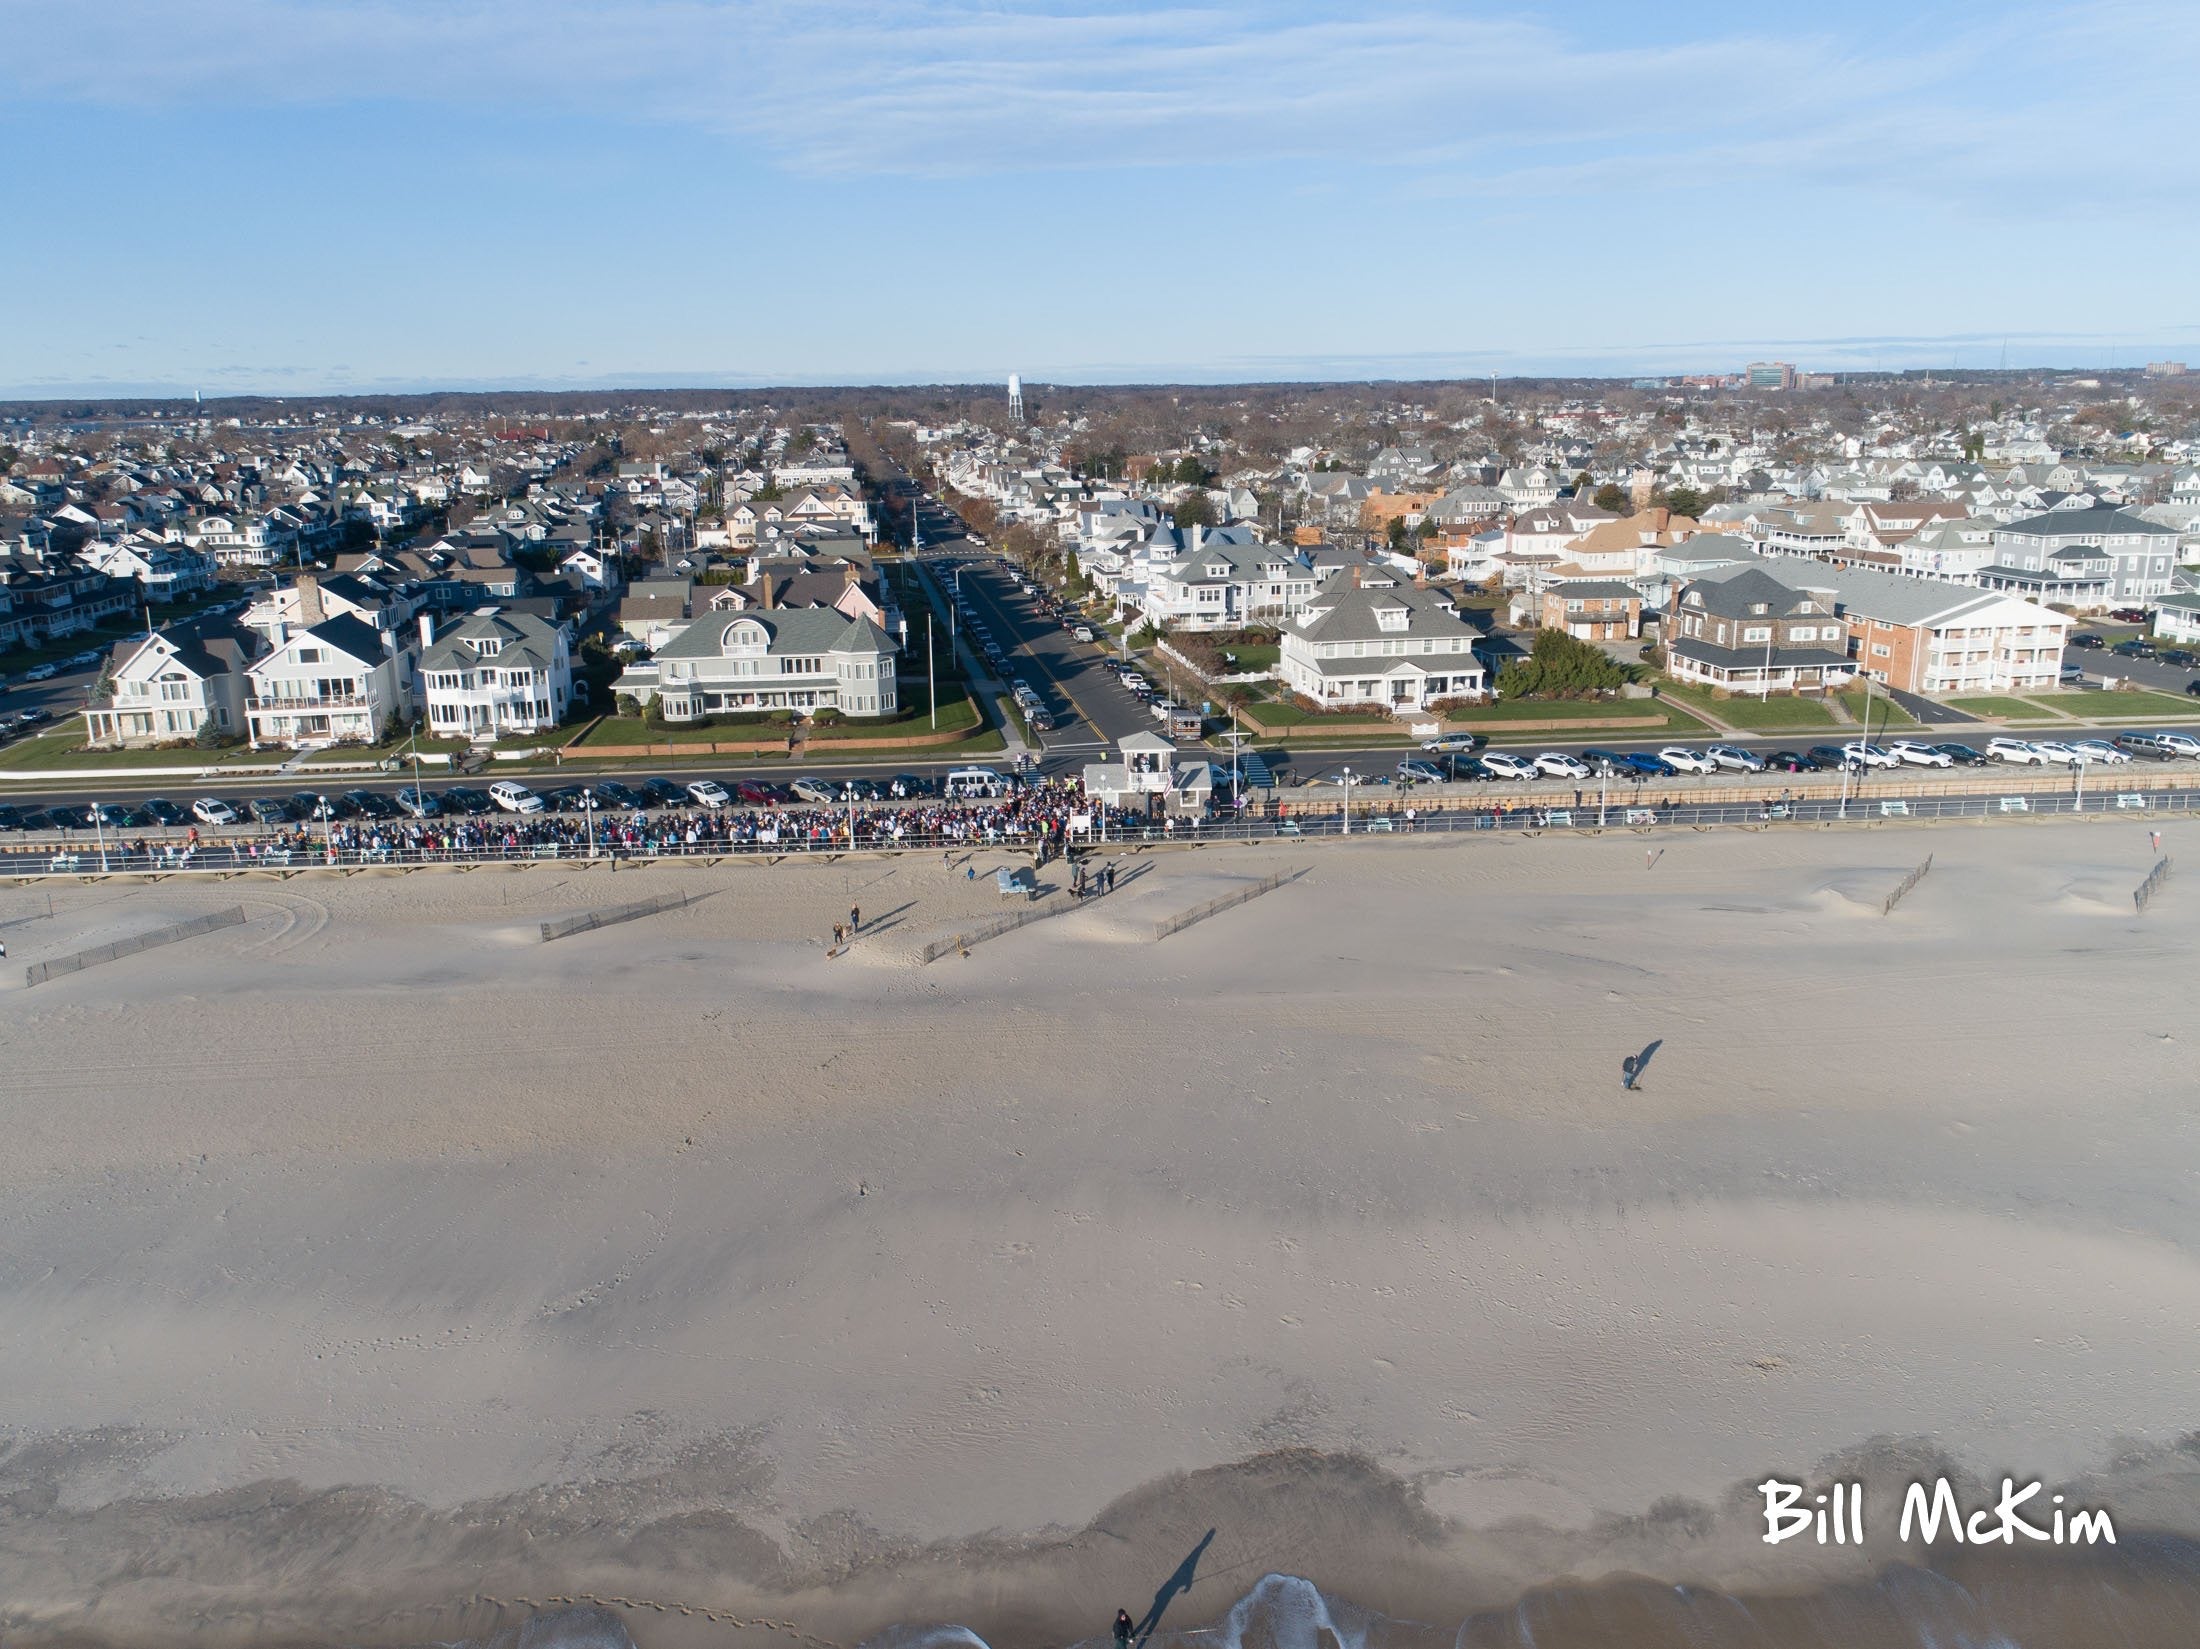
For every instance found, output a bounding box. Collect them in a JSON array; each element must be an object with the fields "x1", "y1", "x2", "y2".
[
  {"x1": 582, "y1": 787, "x2": 597, "y2": 857},
  {"x1": 1339, "y1": 765, "x2": 1357, "y2": 835},
  {"x1": 317, "y1": 795, "x2": 335, "y2": 864}
]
